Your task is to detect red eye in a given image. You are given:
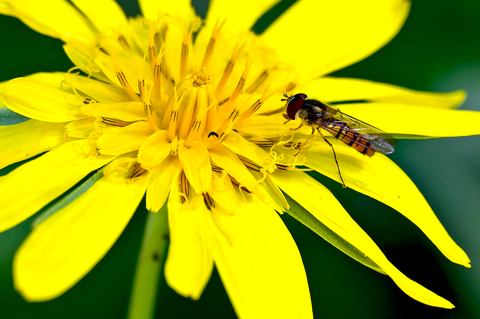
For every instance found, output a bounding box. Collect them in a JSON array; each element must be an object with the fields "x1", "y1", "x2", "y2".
[{"x1": 286, "y1": 94, "x2": 307, "y2": 119}]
